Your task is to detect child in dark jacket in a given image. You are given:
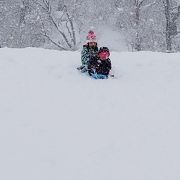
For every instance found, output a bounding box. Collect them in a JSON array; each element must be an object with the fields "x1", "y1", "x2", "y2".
[{"x1": 88, "y1": 47, "x2": 111, "y2": 79}]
